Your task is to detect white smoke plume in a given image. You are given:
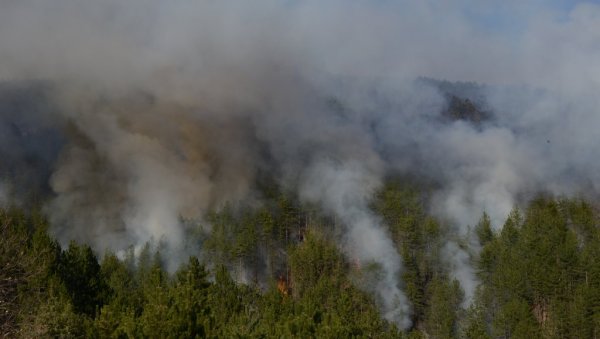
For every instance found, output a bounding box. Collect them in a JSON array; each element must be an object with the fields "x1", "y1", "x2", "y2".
[
  {"x1": 1, "y1": 0, "x2": 600, "y2": 327},
  {"x1": 299, "y1": 158, "x2": 411, "y2": 327}
]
